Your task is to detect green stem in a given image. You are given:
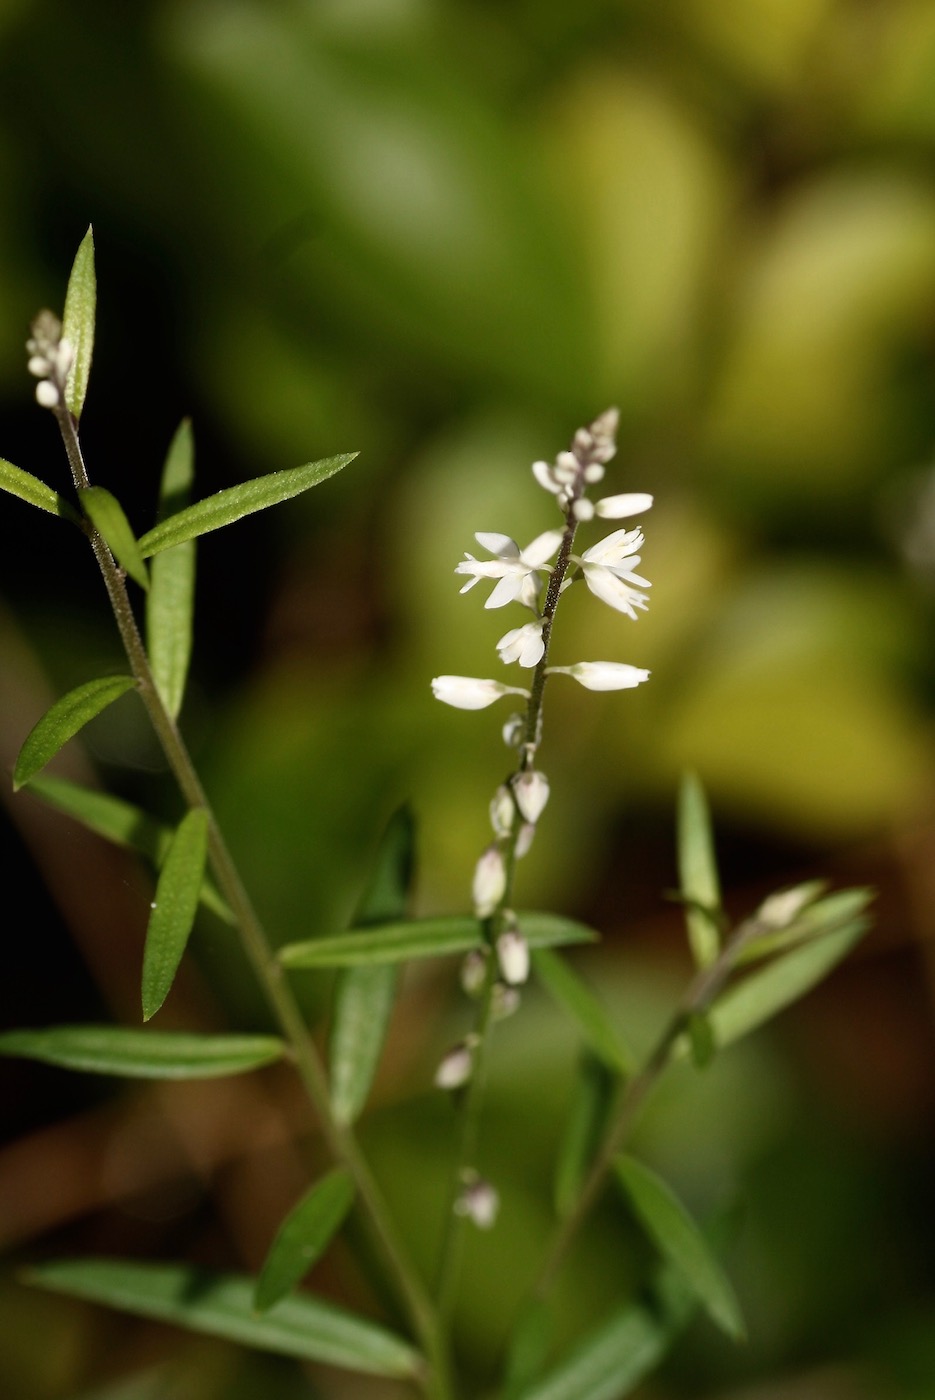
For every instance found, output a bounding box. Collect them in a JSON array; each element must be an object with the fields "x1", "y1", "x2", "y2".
[{"x1": 52, "y1": 403, "x2": 452, "y2": 1400}]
